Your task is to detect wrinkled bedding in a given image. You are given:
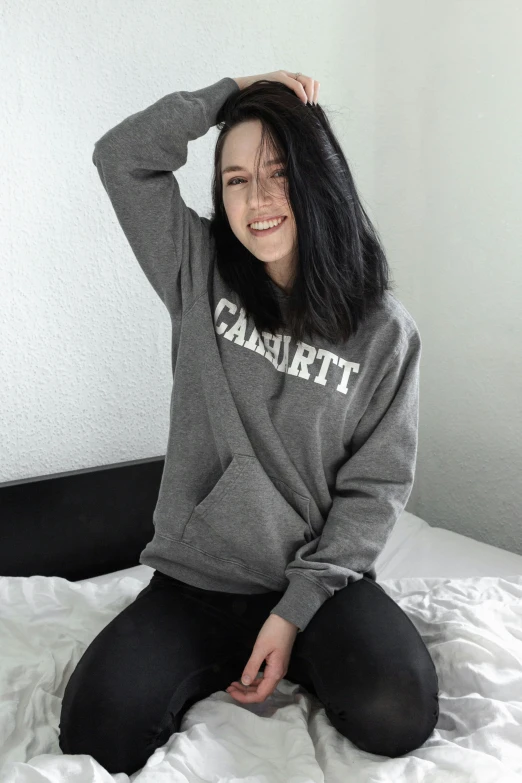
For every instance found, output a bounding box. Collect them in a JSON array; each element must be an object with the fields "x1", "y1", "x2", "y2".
[{"x1": 1, "y1": 571, "x2": 521, "y2": 782}]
